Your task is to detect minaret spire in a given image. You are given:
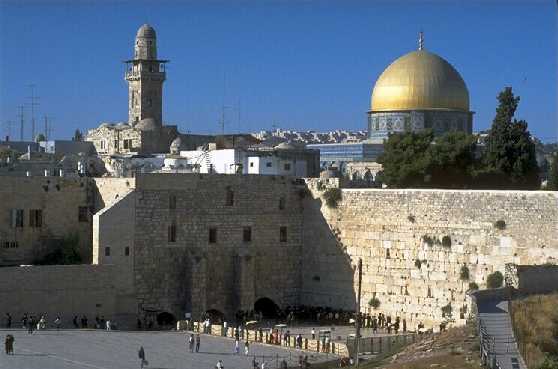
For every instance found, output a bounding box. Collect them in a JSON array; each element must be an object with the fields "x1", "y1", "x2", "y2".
[{"x1": 418, "y1": 31, "x2": 424, "y2": 50}]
